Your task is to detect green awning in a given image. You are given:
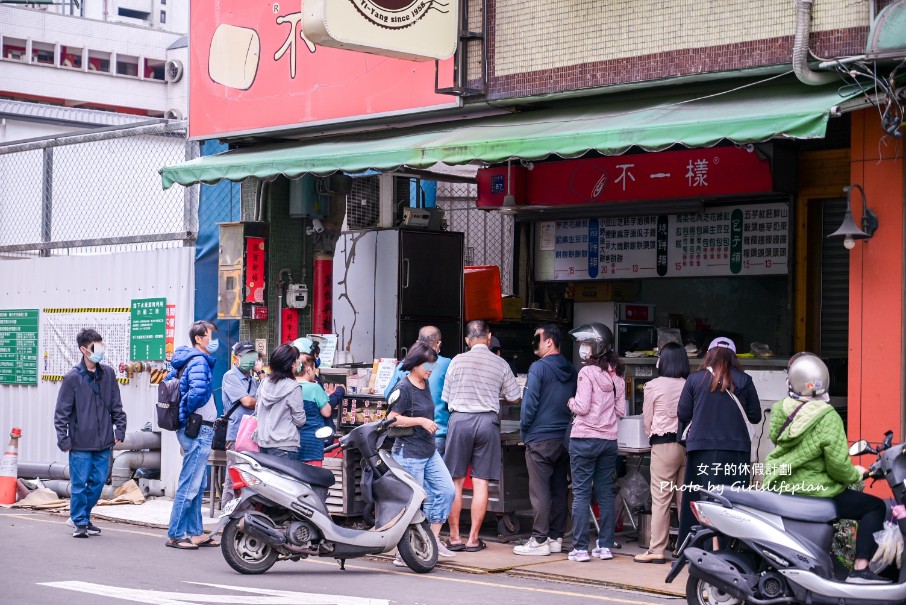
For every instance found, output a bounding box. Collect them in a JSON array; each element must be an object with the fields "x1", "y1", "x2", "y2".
[{"x1": 161, "y1": 76, "x2": 857, "y2": 189}]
